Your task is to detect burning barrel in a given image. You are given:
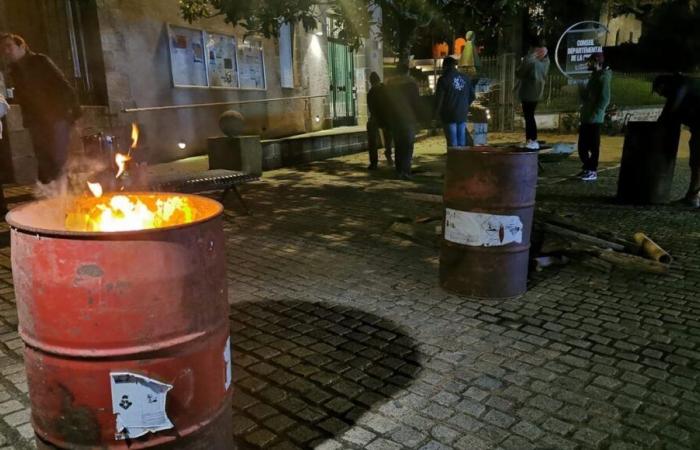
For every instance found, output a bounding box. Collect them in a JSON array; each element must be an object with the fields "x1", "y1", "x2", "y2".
[
  {"x1": 7, "y1": 193, "x2": 233, "y2": 448},
  {"x1": 440, "y1": 147, "x2": 538, "y2": 299}
]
